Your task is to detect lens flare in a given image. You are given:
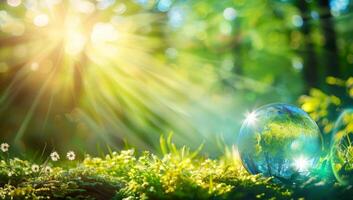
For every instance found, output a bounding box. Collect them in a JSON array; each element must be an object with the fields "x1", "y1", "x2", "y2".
[
  {"x1": 244, "y1": 111, "x2": 257, "y2": 125},
  {"x1": 293, "y1": 155, "x2": 310, "y2": 172}
]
